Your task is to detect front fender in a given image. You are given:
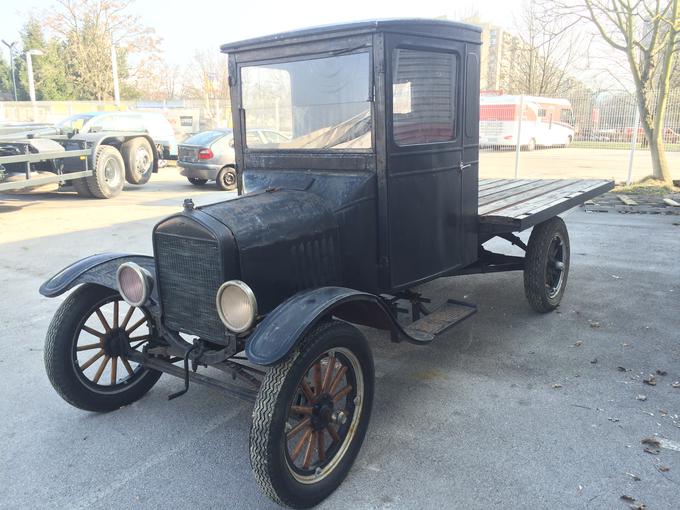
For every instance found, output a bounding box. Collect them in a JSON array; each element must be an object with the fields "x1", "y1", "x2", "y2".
[
  {"x1": 245, "y1": 286, "x2": 431, "y2": 366},
  {"x1": 39, "y1": 253, "x2": 157, "y2": 300}
]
